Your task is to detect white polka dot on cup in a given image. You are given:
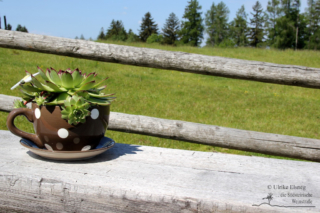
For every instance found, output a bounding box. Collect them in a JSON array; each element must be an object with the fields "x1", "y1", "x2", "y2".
[
  {"x1": 91, "y1": 109, "x2": 99, "y2": 119},
  {"x1": 45, "y1": 144, "x2": 53, "y2": 151},
  {"x1": 57, "y1": 128, "x2": 69, "y2": 139},
  {"x1": 73, "y1": 137, "x2": 80, "y2": 144},
  {"x1": 56, "y1": 143, "x2": 63, "y2": 150},
  {"x1": 35, "y1": 108, "x2": 41, "y2": 119},
  {"x1": 81, "y1": 145, "x2": 91, "y2": 151}
]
